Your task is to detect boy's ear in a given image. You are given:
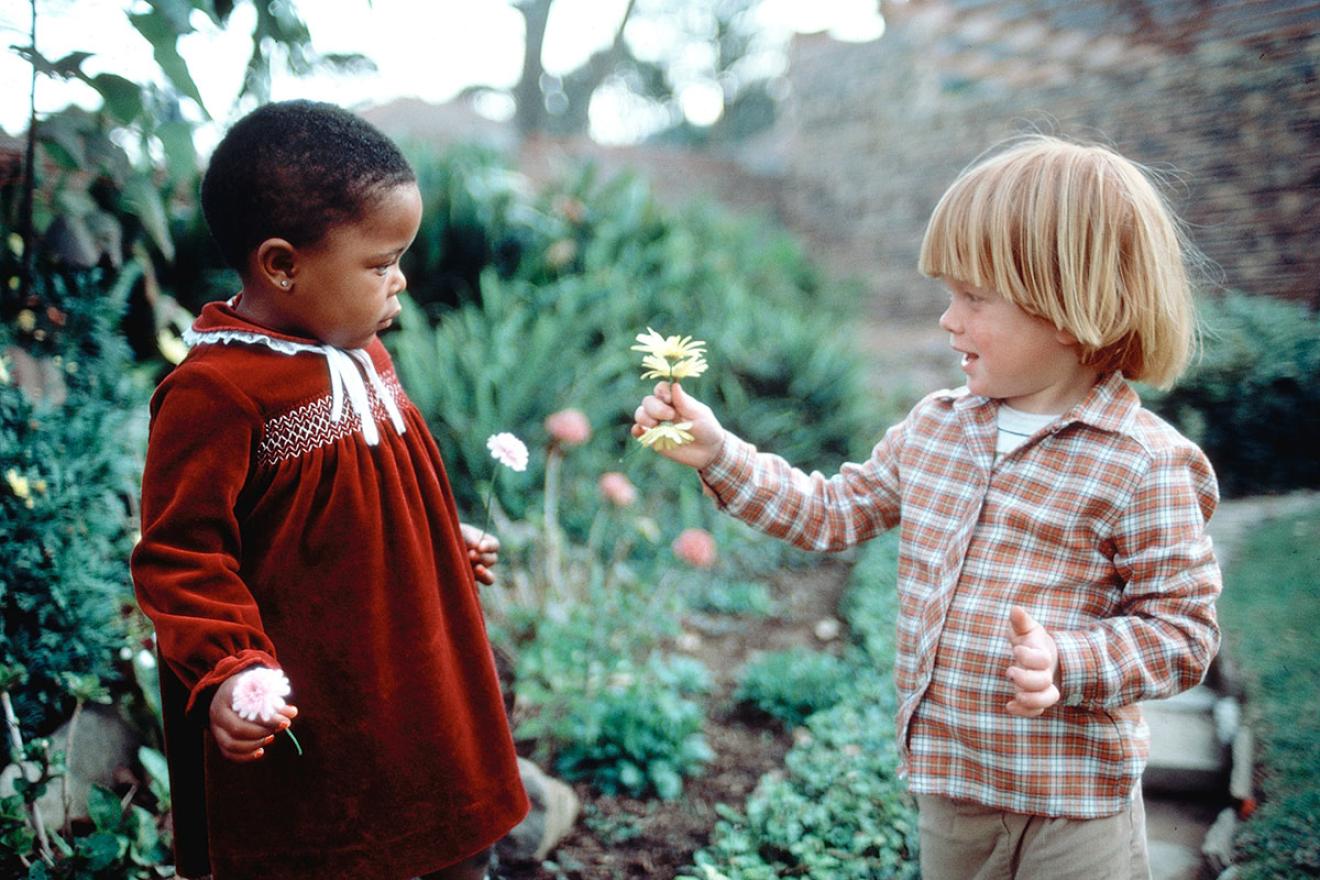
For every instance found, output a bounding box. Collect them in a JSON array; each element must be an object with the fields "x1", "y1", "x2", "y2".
[
  {"x1": 1054, "y1": 326, "x2": 1080, "y2": 346},
  {"x1": 255, "y1": 238, "x2": 297, "y2": 289}
]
